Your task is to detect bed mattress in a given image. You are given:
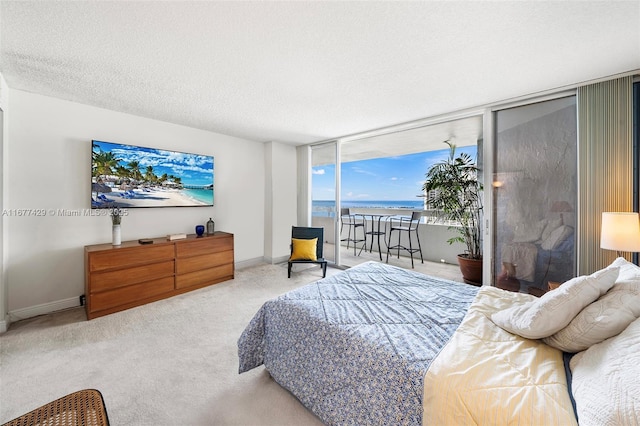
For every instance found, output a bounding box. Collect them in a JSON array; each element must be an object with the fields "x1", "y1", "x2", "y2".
[{"x1": 238, "y1": 261, "x2": 479, "y2": 425}]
